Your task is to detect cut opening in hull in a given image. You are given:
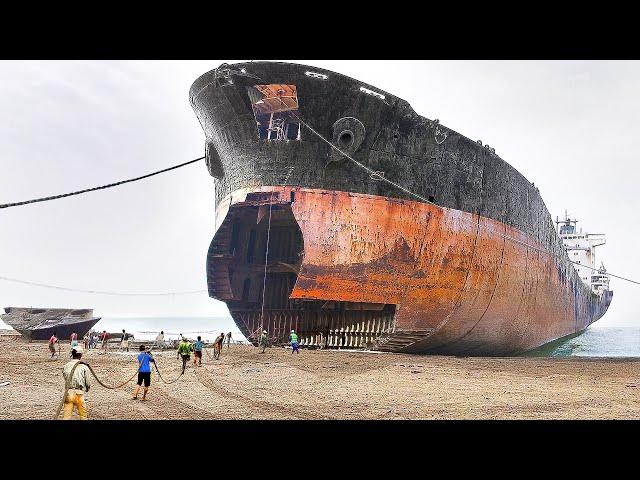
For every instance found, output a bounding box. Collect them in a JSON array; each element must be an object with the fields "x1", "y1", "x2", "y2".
[{"x1": 207, "y1": 195, "x2": 396, "y2": 348}]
